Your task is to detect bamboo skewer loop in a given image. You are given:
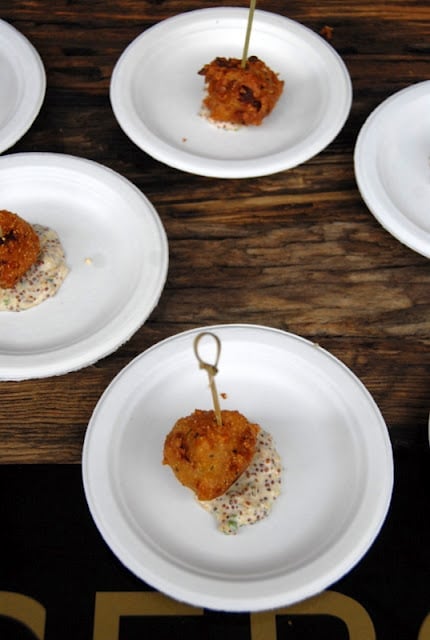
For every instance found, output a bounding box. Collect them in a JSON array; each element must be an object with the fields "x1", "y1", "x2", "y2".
[{"x1": 193, "y1": 332, "x2": 223, "y2": 426}]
